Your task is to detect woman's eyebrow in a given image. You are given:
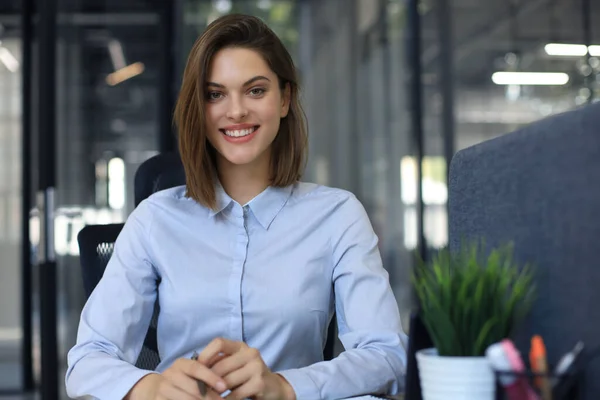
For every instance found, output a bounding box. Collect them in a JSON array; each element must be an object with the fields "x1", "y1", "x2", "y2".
[
  {"x1": 206, "y1": 75, "x2": 271, "y2": 89},
  {"x1": 243, "y1": 75, "x2": 270, "y2": 86}
]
